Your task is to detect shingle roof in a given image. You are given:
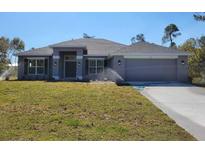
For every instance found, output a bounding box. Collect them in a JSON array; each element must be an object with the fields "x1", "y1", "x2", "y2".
[
  {"x1": 17, "y1": 38, "x2": 127, "y2": 56},
  {"x1": 112, "y1": 41, "x2": 190, "y2": 56},
  {"x1": 17, "y1": 39, "x2": 190, "y2": 57},
  {"x1": 17, "y1": 47, "x2": 53, "y2": 56},
  {"x1": 50, "y1": 38, "x2": 126, "y2": 55}
]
